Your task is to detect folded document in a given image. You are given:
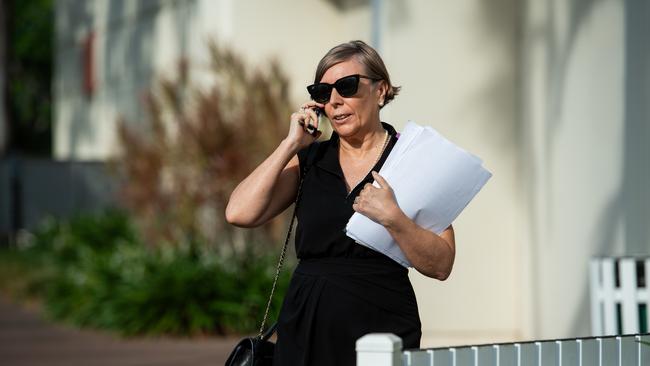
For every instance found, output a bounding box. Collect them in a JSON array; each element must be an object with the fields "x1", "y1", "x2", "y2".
[{"x1": 345, "y1": 121, "x2": 492, "y2": 267}]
